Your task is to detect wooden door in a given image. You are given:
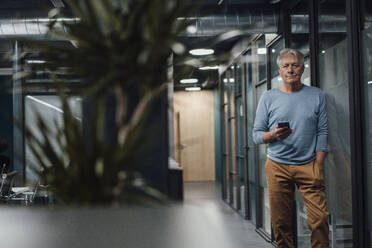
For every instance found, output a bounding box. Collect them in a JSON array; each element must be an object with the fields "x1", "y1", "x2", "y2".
[{"x1": 173, "y1": 90, "x2": 215, "y2": 182}]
